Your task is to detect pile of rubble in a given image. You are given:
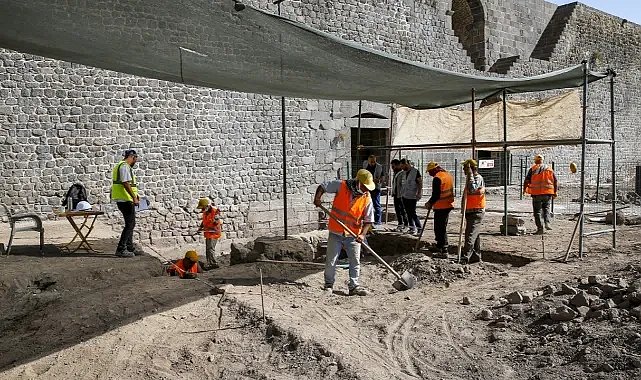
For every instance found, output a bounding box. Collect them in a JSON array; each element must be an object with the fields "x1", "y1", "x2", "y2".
[
  {"x1": 580, "y1": 190, "x2": 641, "y2": 205},
  {"x1": 476, "y1": 265, "x2": 641, "y2": 374},
  {"x1": 392, "y1": 253, "x2": 500, "y2": 285}
]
